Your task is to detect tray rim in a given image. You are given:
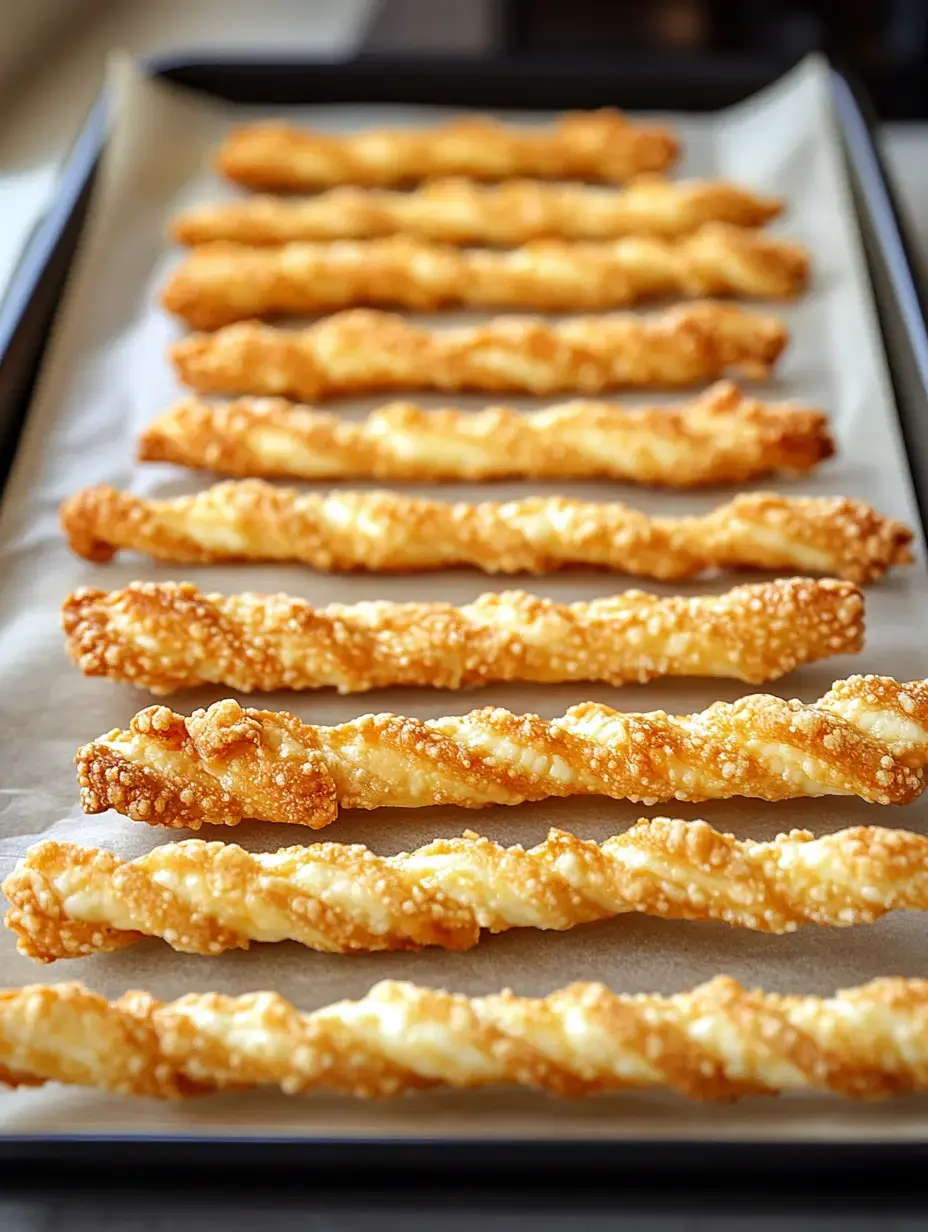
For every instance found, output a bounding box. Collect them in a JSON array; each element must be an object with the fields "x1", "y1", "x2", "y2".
[{"x1": 1, "y1": 50, "x2": 928, "y2": 1176}]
